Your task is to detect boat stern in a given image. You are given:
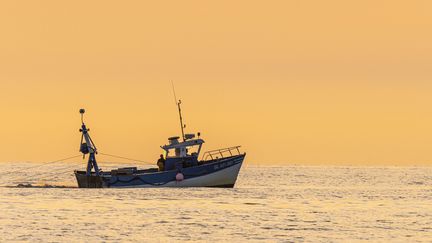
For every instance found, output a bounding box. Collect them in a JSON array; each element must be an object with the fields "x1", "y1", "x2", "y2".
[{"x1": 74, "y1": 170, "x2": 104, "y2": 188}]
